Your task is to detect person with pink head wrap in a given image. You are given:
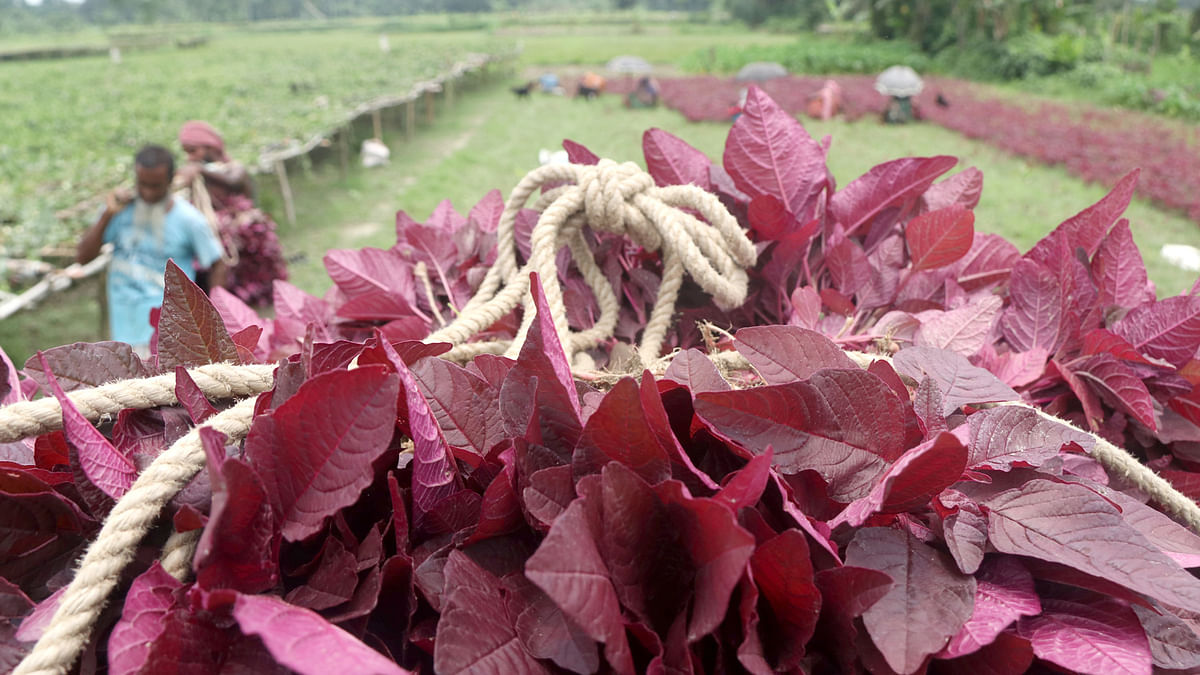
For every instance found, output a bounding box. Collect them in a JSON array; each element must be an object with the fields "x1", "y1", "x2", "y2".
[
  {"x1": 179, "y1": 120, "x2": 229, "y2": 162},
  {"x1": 174, "y1": 120, "x2": 287, "y2": 306}
]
